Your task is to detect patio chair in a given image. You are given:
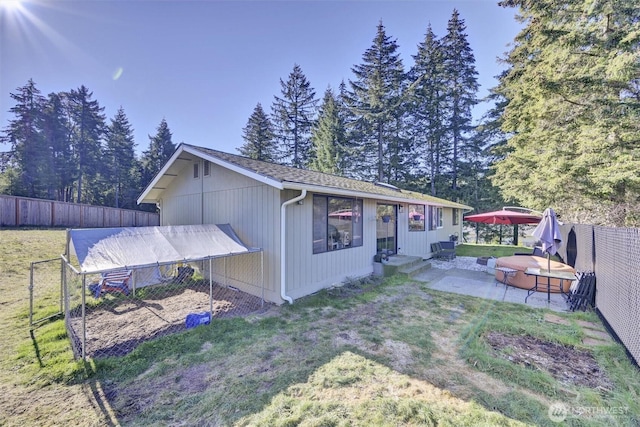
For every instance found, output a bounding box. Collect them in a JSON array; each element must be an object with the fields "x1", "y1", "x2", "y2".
[
  {"x1": 431, "y1": 242, "x2": 455, "y2": 261},
  {"x1": 567, "y1": 271, "x2": 596, "y2": 311},
  {"x1": 90, "y1": 269, "x2": 132, "y2": 298},
  {"x1": 514, "y1": 246, "x2": 544, "y2": 257}
]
